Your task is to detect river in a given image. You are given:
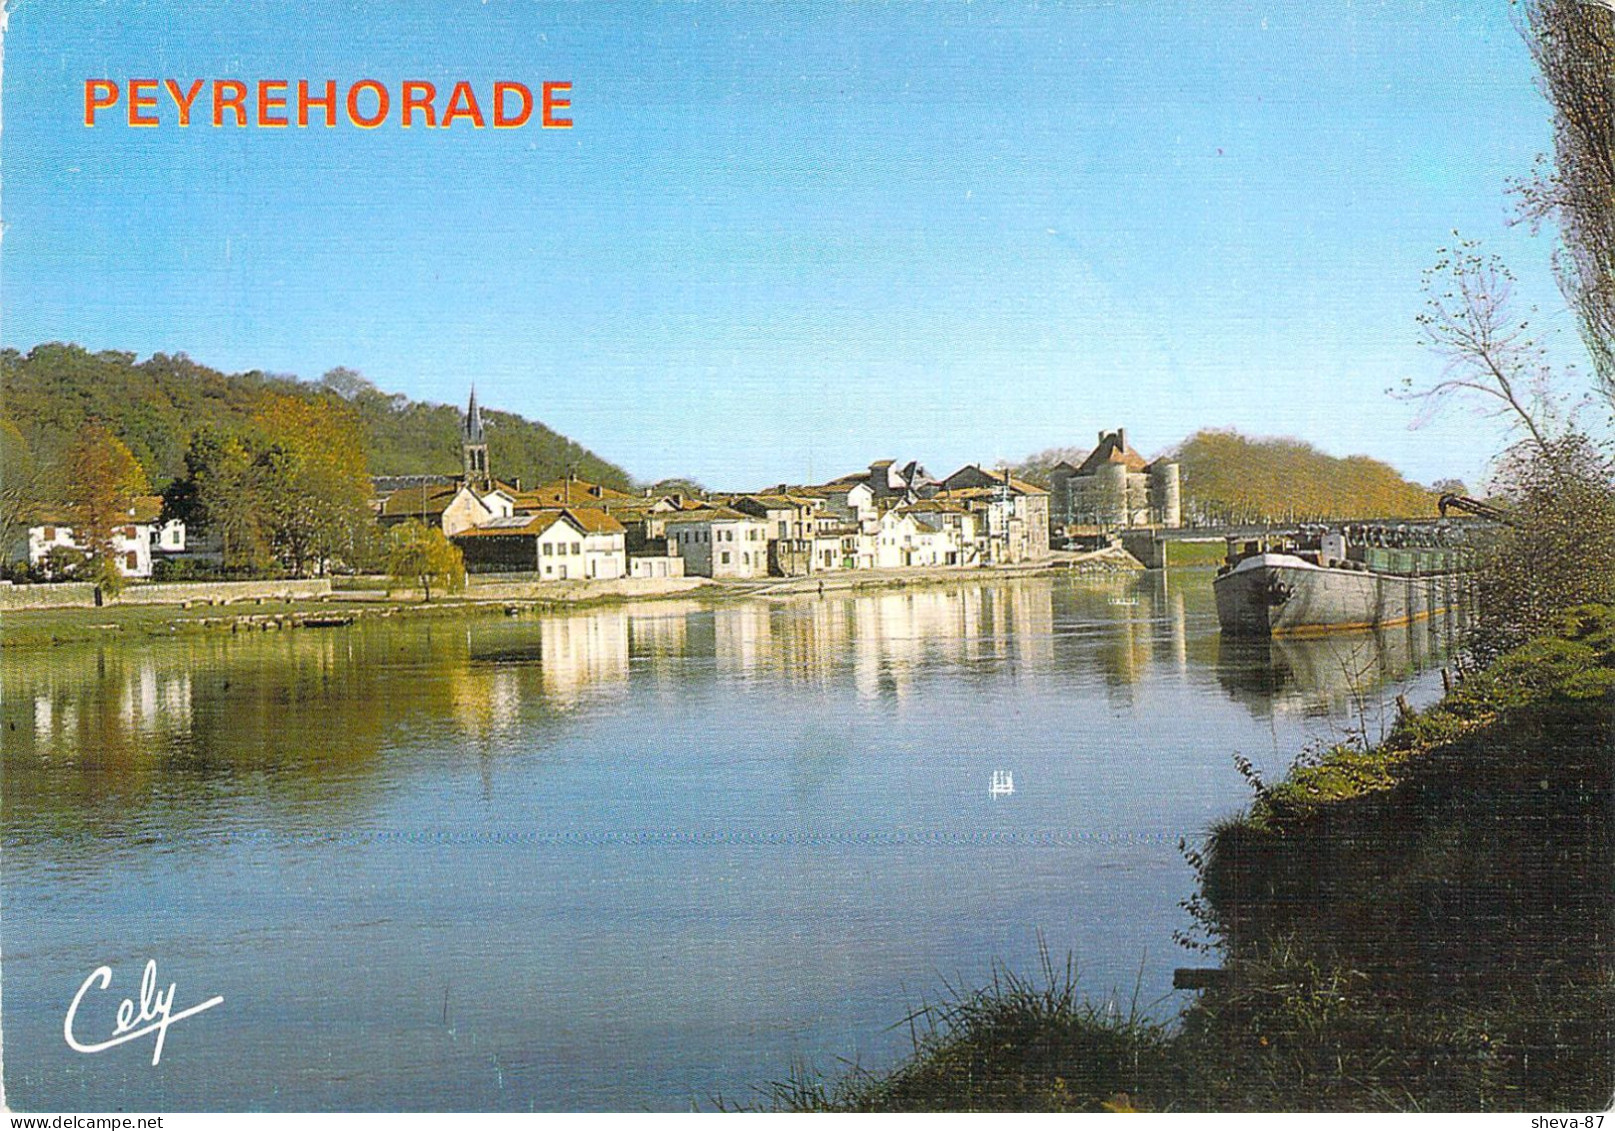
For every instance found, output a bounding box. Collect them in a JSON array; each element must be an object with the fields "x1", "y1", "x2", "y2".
[{"x1": 0, "y1": 571, "x2": 1458, "y2": 1110}]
